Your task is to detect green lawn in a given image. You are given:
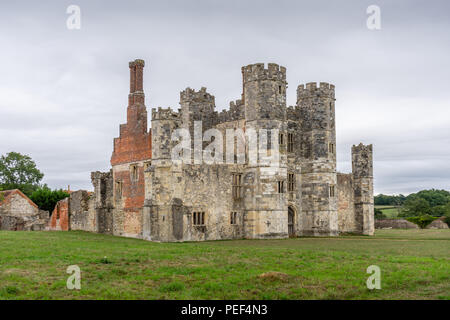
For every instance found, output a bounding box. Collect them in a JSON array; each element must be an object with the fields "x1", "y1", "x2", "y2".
[
  {"x1": 0, "y1": 229, "x2": 449, "y2": 300},
  {"x1": 375, "y1": 205, "x2": 401, "y2": 218}
]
